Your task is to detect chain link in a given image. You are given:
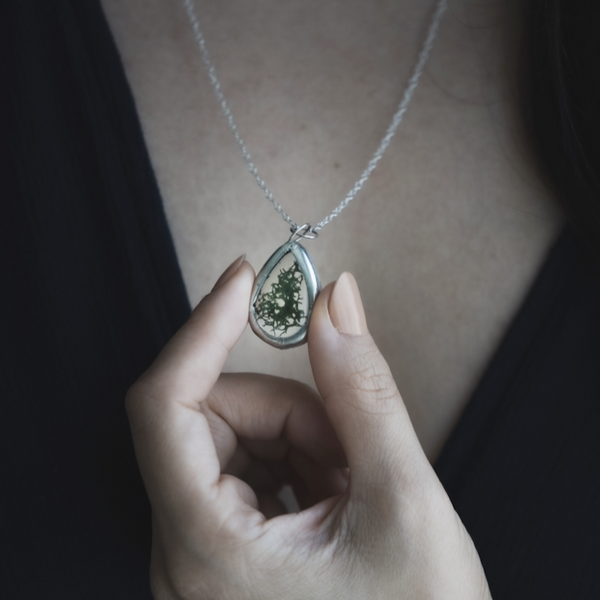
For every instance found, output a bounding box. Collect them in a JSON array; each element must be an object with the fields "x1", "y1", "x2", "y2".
[{"x1": 182, "y1": 0, "x2": 447, "y2": 236}]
